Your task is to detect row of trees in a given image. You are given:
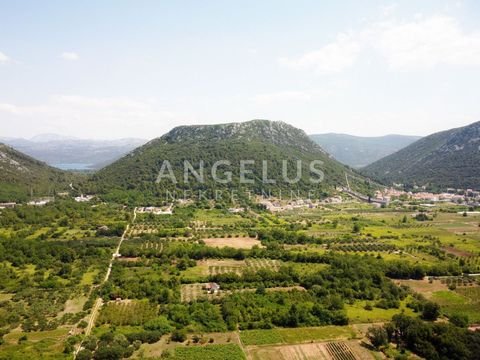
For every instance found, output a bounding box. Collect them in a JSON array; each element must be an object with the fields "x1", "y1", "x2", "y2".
[{"x1": 368, "y1": 314, "x2": 480, "y2": 360}]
